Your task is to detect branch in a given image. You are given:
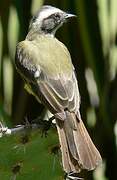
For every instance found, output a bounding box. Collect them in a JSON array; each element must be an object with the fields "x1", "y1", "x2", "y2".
[{"x1": 0, "y1": 116, "x2": 54, "y2": 137}]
